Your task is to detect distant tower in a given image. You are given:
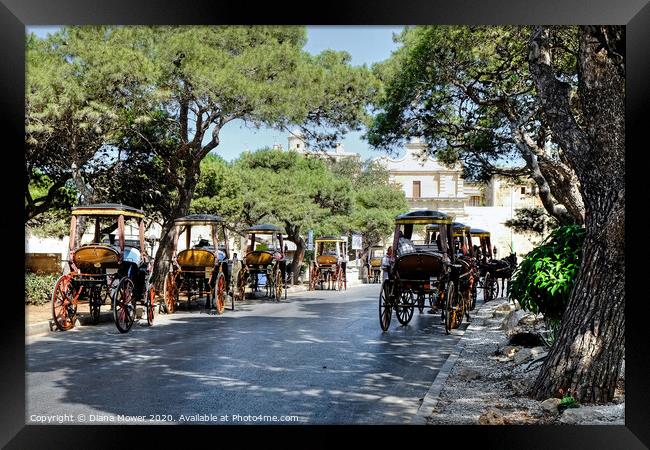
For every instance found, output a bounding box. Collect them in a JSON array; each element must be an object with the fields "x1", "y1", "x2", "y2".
[{"x1": 288, "y1": 131, "x2": 307, "y2": 153}]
